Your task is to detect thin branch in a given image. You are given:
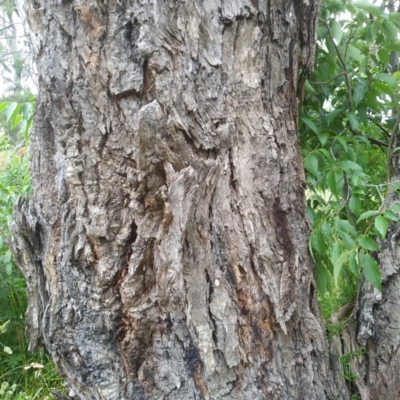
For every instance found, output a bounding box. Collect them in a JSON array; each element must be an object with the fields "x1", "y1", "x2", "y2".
[
  {"x1": 363, "y1": 135, "x2": 388, "y2": 147},
  {"x1": 1, "y1": 35, "x2": 27, "y2": 39},
  {"x1": 0, "y1": 50, "x2": 29, "y2": 60},
  {"x1": 320, "y1": 18, "x2": 354, "y2": 111},
  {"x1": 310, "y1": 72, "x2": 347, "y2": 85},
  {"x1": 344, "y1": 28, "x2": 356, "y2": 62},
  {"x1": 348, "y1": 126, "x2": 388, "y2": 147},
  {"x1": 367, "y1": 116, "x2": 391, "y2": 138},
  {"x1": 329, "y1": 128, "x2": 347, "y2": 161},
  {"x1": 0, "y1": 23, "x2": 16, "y2": 33},
  {"x1": 363, "y1": 181, "x2": 400, "y2": 187}
]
